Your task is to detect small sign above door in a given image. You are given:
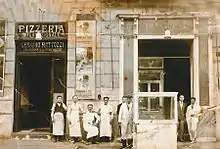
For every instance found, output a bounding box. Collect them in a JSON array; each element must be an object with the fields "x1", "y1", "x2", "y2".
[{"x1": 15, "y1": 22, "x2": 68, "y2": 40}]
